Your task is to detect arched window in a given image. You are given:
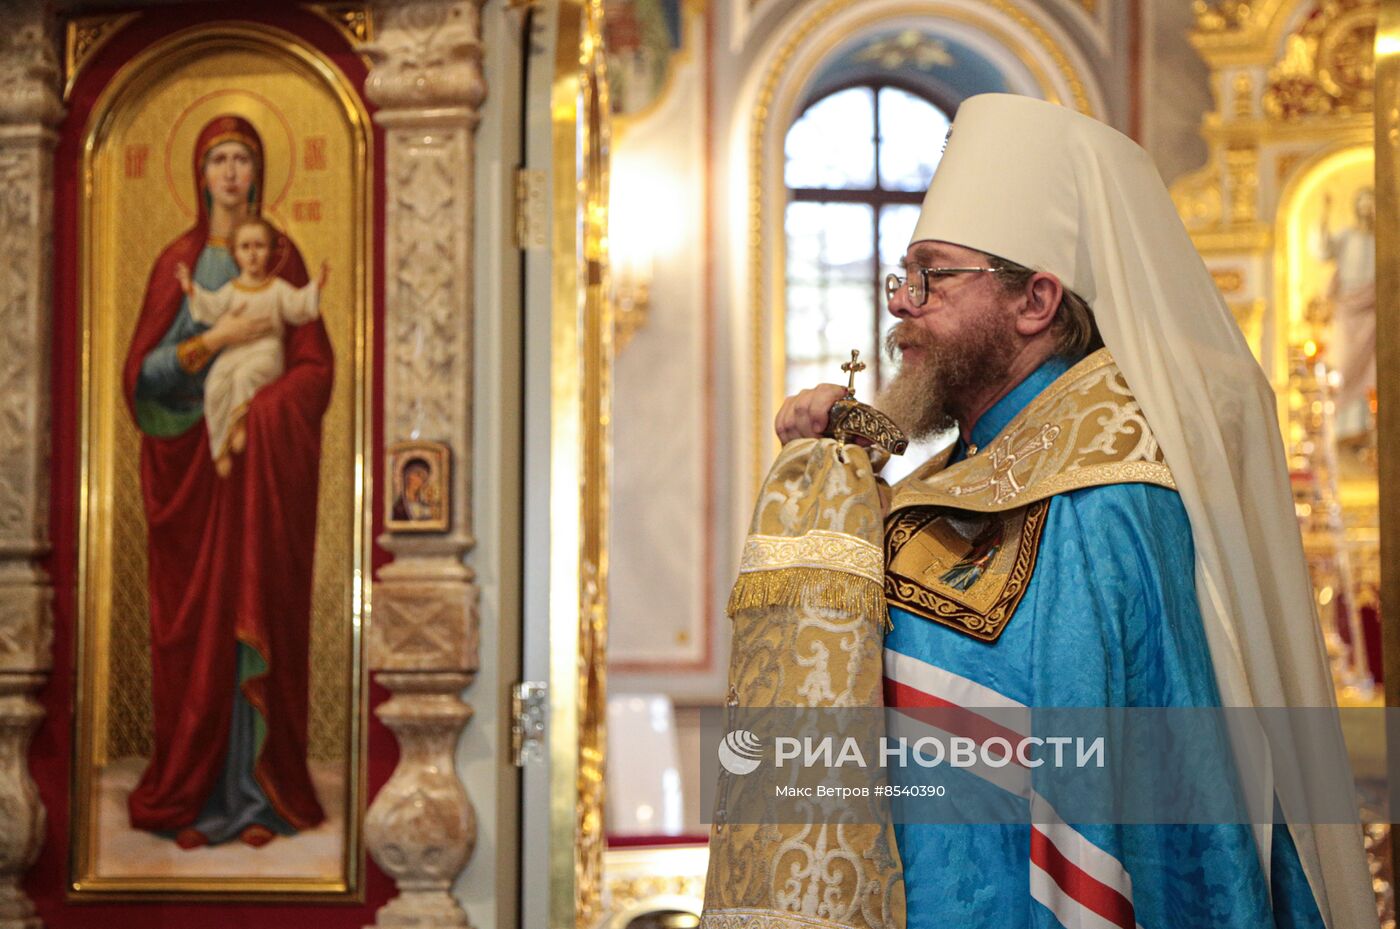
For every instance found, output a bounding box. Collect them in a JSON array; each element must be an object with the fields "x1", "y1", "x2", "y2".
[{"x1": 783, "y1": 83, "x2": 950, "y2": 401}]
